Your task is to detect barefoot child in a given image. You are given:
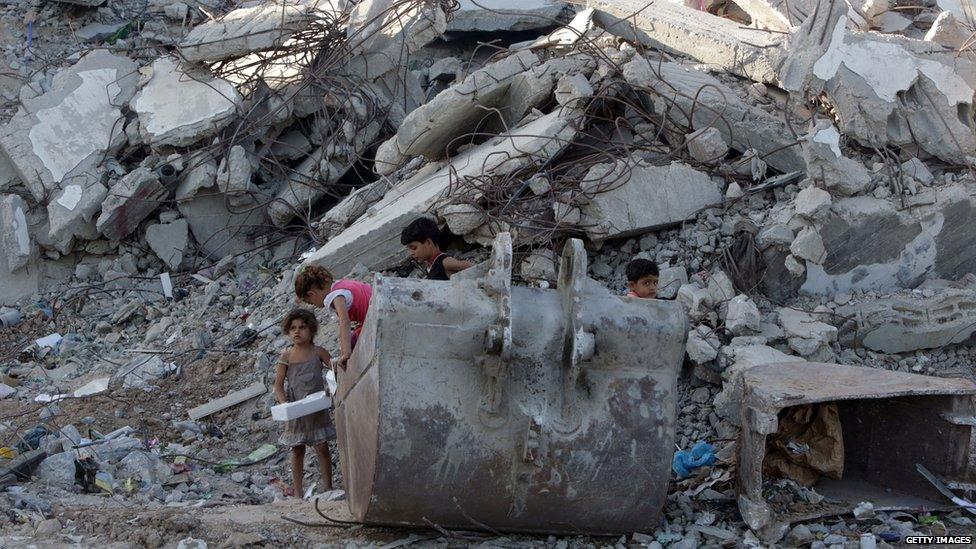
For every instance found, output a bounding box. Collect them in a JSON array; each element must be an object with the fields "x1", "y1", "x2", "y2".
[
  {"x1": 295, "y1": 265, "x2": 372, "y2": 369},
  {"x1": 274, "y1": 309, "x2": 336, "y2": 496}
]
